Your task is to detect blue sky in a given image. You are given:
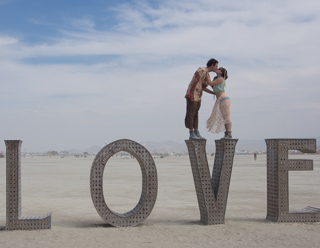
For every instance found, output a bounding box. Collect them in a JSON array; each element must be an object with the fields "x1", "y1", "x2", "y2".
[{"x1": 1, "y1": 0, "x2": 320, "y2": 152}]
